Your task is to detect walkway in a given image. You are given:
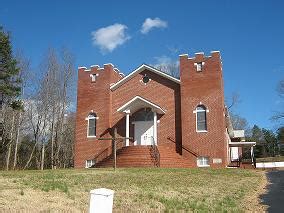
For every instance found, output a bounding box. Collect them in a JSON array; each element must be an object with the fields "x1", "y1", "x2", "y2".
[{"x1": 260, "y1": 170, "x2": 284, "y2": 213}]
